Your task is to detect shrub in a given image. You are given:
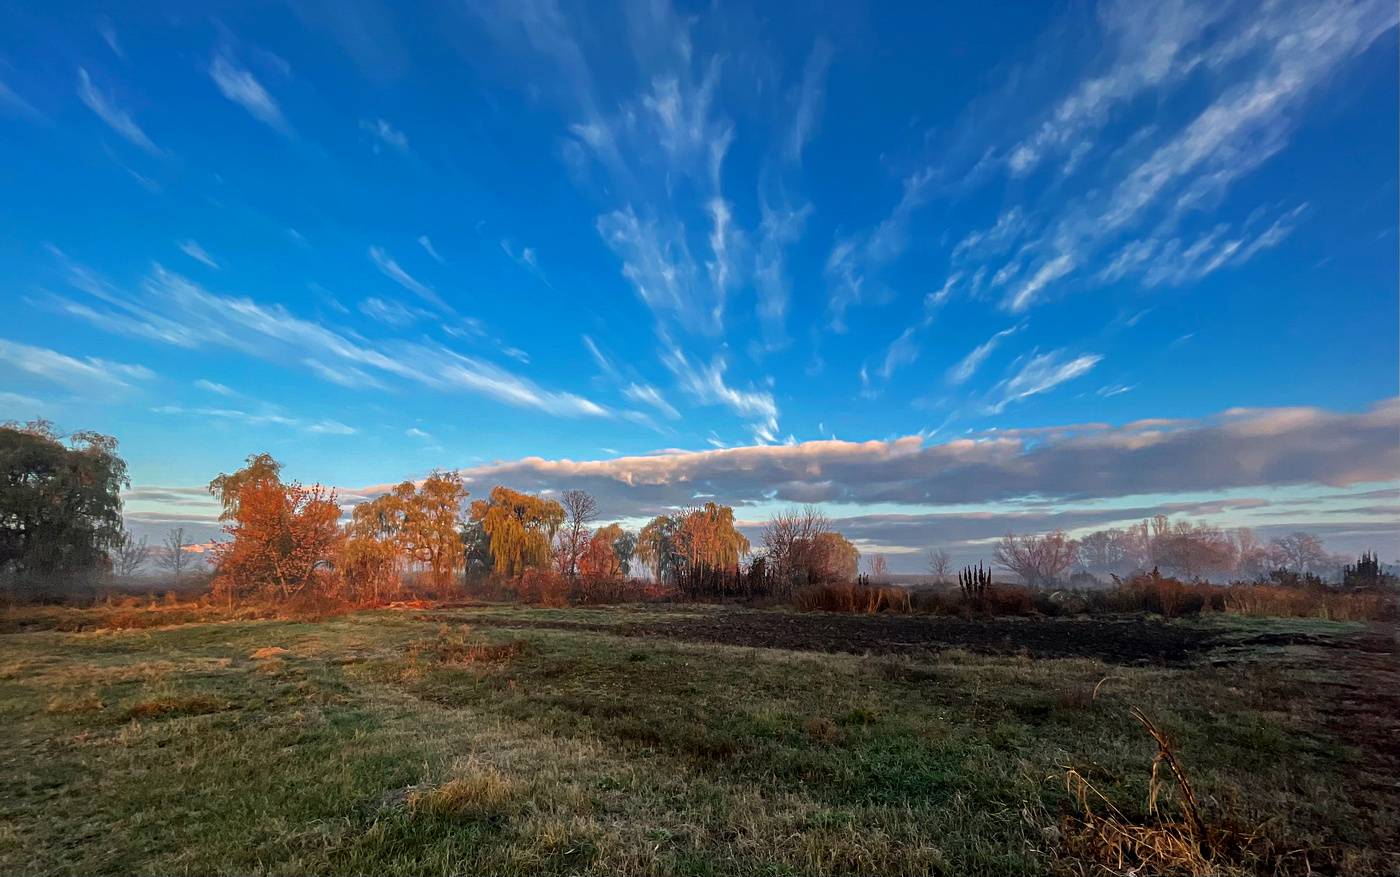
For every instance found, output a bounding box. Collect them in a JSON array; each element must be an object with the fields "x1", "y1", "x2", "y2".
[{"x1": 793, "y1": 583, "x2": 912, "y2": 613}]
